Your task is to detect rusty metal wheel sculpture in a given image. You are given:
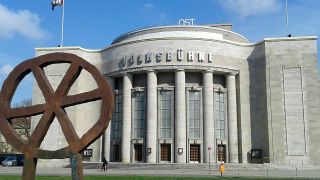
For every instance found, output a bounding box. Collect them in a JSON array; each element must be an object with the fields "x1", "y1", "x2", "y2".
[{"x1": 0, "y1": 53, "x2": 114, "y2": 180}]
